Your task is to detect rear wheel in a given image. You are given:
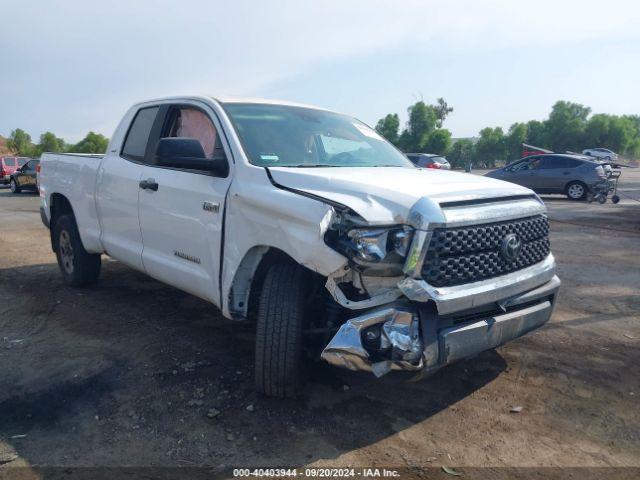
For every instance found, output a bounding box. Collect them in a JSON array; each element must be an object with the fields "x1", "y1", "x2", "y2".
[
  {"x1": 10, "y1": 179, "x2": 20, "y2": 194},
  {"x1": 566, "y1": 181, "x2": 587, "y2": 200},
  {"x1": 54, "y1": 214, "x2": 101, "y2": 287},
  {"x1": 255, "y1": 262, "x2": 308, "y2": 398}
]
